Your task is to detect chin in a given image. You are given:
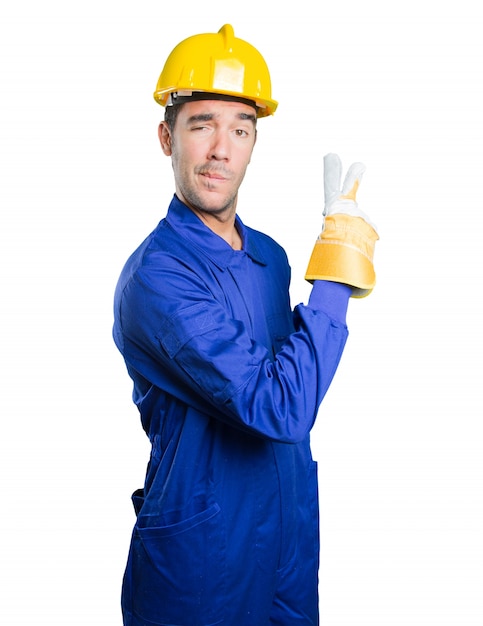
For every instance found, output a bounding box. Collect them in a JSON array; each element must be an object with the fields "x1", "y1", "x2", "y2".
[{"x1": 200, "y1": 193, "x2": 235, "y2": 214}]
